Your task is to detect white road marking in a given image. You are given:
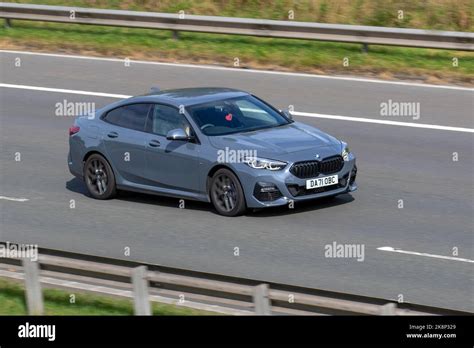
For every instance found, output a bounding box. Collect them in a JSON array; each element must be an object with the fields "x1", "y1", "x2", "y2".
[
  {"x1": 292, "y1": 111, "x2": 474, "y2": 133},
  {"x1": 2, "y1": 83, "x2": 473, "y2": 133},
  {"x1": 0, "y1": 196, "x2": 29, "y2": 202},
  {"x1": 0, "y1": 83, "x2": 130, "y2": 99},
  {"x1": 377, "y1": 246, "x2": 474, "y2": 263},
  {"x1": 1, "y1": 50, "x2": 473, "y2": 92}
]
